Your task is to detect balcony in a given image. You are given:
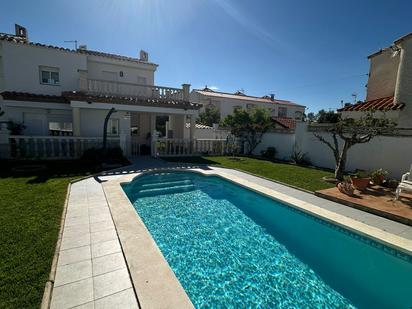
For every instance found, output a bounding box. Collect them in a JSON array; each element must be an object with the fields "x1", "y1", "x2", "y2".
[{"x1": 79, "y1": 75, "x2": 190, "y2": 101}]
